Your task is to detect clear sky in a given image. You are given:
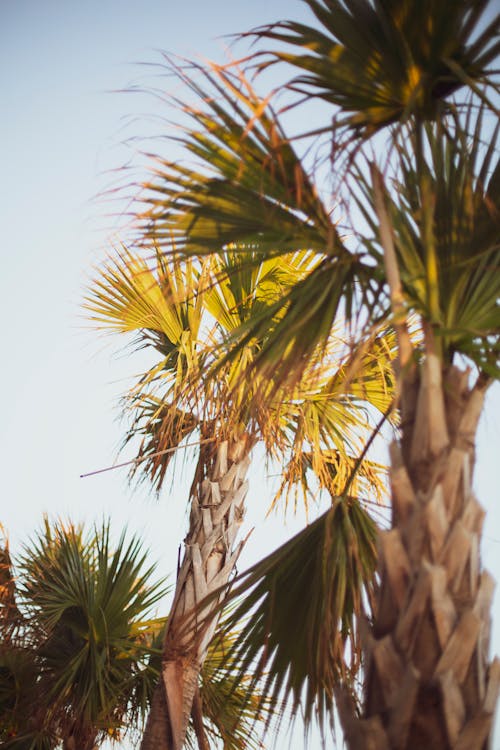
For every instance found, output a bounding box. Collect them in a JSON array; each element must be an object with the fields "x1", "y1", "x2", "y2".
[{"x1": 1, "y1": 2, "x2": 499, "y2": 748}]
